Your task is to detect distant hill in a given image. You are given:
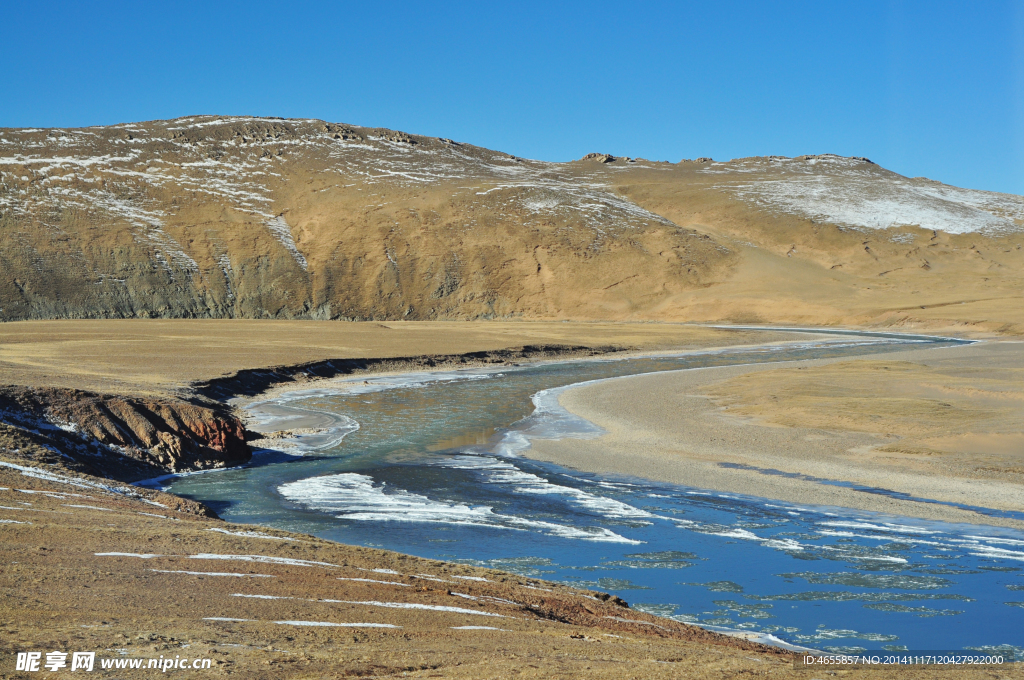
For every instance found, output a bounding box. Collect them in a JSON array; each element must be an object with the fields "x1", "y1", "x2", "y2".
[{"x1": 1, "y1": 116, "x2": 1022, "y2": 332}]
